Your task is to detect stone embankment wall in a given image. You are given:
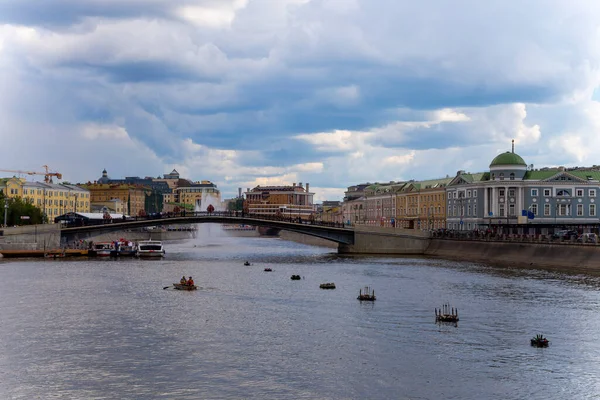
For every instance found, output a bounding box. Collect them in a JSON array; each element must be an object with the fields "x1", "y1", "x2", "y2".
[
  {"x1": 425, "y1": 239, "x2": 600, "y2": 271},
  {"x1": 338, "y1": 226, "x2": 430, "y2": 254},
  {"x1": 0, "y1": 225, "x2": 61, "y2": 250},
  {"x1": 279, "y1": 230, "x2": 338, "y2": 248}
]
